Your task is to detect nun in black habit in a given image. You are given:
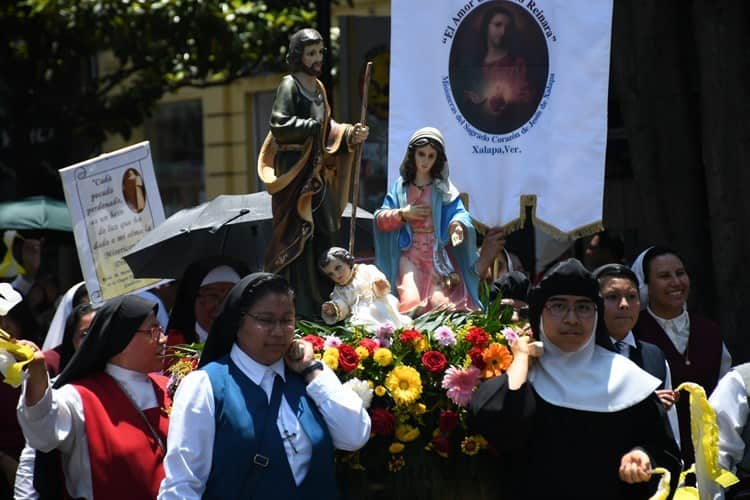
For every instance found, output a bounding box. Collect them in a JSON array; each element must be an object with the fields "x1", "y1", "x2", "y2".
[{"x1": 470, "y1": 259, "x2": 680, "y2": 499}]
